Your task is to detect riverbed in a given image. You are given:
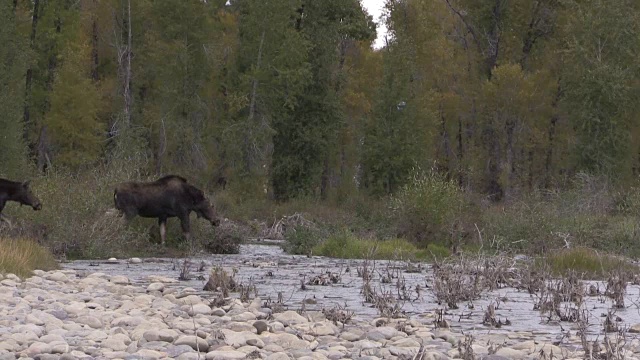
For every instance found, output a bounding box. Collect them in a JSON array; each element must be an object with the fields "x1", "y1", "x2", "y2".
[{"x1": 64, "y1": 243, "x2": 640, "y2": 346}]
